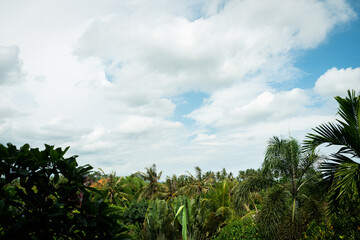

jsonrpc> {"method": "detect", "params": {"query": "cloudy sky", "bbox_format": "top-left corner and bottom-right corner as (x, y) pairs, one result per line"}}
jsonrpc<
(1, 0), (360, 177)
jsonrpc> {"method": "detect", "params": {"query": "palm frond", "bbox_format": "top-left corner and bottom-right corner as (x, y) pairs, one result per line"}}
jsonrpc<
(304, 90), (360, 214)
(256, 186), (289, 240)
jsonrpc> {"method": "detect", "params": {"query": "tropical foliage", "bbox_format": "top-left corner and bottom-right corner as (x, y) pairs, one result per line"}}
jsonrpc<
(257, 137), (324, 240)
(1, 90), (359, 239)
(304, 89), (360, 238)
(213, 215), (261, 240)
(0, 143), (127, 239)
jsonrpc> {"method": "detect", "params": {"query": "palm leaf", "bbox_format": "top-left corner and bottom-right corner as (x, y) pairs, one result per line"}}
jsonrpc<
(304, 90), (360, 213)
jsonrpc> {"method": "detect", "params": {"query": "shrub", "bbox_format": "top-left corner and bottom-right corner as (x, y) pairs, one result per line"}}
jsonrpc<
(214, 215), (261, 240)
(123, 200), (148, 225)
(303, 221), (334, 239)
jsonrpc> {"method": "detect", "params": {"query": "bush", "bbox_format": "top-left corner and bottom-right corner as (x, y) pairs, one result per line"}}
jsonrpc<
(303, 196), (360, 240)
(303, 221), (334, 239)
(214, 215), (261, 240)
(0, 143), (127, 239)
(123, 200), (148, 225)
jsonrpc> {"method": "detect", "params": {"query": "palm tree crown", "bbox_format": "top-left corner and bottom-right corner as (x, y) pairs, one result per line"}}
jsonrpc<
(304, 90), (360, 211)
(258, 136), (321, 240)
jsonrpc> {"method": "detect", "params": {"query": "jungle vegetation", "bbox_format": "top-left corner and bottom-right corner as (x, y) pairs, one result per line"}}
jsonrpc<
(1, 90), (359, 239)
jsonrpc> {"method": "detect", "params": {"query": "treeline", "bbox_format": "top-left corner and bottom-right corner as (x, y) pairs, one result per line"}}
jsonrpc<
(1, 90), (359, 239)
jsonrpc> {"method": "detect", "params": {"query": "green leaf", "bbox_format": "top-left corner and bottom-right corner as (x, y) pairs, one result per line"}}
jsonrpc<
(174, 205), (185, 221)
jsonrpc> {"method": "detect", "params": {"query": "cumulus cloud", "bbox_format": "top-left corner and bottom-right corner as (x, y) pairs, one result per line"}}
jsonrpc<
(188, 87), (309, 128)
(314, 67), (360, 97)
(74, 0), (354, 97)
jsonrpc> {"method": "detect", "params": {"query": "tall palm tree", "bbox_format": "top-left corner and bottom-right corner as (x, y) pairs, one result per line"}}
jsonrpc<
(104, 173), (133, 206)
(259, 136), (322, 240)
(304, 90), (360, 212)
(183, 166), (214, 196)
(91, 169), (133, 206)
(162, 175), (179, 200)
(209, 179), (234, 221)
(264, 137), (319, 207)
(136, 164), (163, 200)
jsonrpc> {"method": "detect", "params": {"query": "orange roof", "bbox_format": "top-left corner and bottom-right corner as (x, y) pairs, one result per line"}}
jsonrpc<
(90, 178), (109, 188)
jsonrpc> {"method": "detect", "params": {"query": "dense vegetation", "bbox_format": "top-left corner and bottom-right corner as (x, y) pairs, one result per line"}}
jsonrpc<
(1, 90), (359, 239)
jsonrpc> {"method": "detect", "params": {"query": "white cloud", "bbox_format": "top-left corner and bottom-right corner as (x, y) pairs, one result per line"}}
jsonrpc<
(74, 0), (355, 97)
(188, 87), (309, 128)
(193, 133), (216, 142)
(0, 0), (356, 177)
(115, 116), (182, 136)
(314, 67), (360, 97)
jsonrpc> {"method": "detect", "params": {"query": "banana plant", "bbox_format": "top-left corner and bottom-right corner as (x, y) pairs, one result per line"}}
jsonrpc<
(173, 195), (202, 240)
(145, 198), (177, 240)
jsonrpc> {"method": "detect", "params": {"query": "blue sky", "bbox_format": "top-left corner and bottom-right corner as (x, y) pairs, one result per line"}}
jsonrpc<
(174, 0), (360, 136)
(295, 0), (360, 89)
(1, 0), (360, 177)
(172, 91), (210, 125)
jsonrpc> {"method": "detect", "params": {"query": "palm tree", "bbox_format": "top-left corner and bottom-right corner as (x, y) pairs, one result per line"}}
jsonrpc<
(136, 164), (163, 200)
(264, 137), (319, 203)
(91, 169), (133, 206)
(162, 175), (179, 200)
(304, 90), (360, 212)
(258, 136), (323, 240)
(234, 170), (273, 213)
(211, 179), (235, 221)
(105, 174), (133, 206)
(183, 166), (214, 196)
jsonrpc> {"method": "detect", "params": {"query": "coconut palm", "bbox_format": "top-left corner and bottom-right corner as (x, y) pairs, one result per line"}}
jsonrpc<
(182, 166), (214, 196)
(136, 164), (163, 200)
(93, 170), (134, 206)
(211, 179), (235, 221)
(161, 175), (179, 200)
(237, 168), (262, 181)
(304, 90), (360, 212)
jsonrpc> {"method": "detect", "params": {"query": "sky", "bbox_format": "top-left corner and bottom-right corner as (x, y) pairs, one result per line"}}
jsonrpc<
(1, 0), (360, 177)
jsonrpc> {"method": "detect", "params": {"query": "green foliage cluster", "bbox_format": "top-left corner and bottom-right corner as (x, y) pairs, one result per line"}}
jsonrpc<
(0, 143), (127, 239)
(324, 196), (360, 239)
(213, 215), (260, 240)
(303, 221), (335, 239)
(123, 200), (148, 225)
